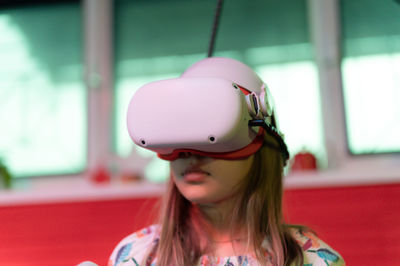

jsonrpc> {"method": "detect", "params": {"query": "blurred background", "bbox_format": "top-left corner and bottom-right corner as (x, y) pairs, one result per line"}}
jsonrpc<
(0, 0), (399, 265)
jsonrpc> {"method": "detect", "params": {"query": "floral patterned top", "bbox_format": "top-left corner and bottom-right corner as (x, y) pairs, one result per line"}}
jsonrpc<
(108, 225), (345, 266)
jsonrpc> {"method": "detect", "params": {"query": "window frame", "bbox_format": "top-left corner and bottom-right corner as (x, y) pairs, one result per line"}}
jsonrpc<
(301, 0), (400, 185)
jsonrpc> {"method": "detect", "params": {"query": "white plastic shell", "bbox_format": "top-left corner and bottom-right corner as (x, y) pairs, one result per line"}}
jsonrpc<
(127, 77), (257, 154)
(182, 57), (264, 93)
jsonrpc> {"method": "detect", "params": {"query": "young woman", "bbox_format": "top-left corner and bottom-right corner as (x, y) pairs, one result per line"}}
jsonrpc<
(109, 58), (345, 266)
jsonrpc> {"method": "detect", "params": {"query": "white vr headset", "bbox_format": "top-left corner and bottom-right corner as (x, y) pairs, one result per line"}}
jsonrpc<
(126, 57), (289, 162)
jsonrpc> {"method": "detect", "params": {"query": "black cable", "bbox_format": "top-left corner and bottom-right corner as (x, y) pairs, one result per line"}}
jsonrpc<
(207, 0), (224, 57)
(249, 119), (290, 163)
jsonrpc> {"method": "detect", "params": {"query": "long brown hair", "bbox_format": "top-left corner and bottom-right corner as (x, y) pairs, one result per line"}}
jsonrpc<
(154, 132), (304, 265)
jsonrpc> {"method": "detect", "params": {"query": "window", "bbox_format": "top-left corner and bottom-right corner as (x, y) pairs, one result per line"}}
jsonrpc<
(0, 2), (86, 177)
(341, 0), (400, 155)
(1, 0), (397, 189)
(255, 61), (322, 163)
(114, 0), (323, 182)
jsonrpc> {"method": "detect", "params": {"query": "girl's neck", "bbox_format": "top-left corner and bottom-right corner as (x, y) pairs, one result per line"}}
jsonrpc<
(190, 203), (253, 257)
(191, 200), (247, 243)
(194, 200), (235, 232)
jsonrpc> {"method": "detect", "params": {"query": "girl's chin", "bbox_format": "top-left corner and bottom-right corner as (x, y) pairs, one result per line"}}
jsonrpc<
(183, 193), (228, 205)
(182, 193), (217, 205)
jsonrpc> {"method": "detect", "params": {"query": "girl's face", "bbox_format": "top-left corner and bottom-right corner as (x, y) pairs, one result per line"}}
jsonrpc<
(170, 154), (254, 205)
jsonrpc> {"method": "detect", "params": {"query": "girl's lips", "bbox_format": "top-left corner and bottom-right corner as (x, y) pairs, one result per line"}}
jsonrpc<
(182, 168), (210, 183)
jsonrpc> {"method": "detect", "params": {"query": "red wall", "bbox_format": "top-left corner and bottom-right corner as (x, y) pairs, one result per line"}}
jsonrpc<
(284, 183), (400, 265)
(0, 183), (399, 266)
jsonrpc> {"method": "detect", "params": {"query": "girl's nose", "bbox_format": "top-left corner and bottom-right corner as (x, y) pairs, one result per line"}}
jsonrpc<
(178, 152), (192, 159)
(178, 152), (208, 161)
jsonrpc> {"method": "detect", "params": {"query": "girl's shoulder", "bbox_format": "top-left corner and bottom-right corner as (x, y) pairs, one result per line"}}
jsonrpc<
(108, 224), (160, 266)
(289, 227), (345, 265)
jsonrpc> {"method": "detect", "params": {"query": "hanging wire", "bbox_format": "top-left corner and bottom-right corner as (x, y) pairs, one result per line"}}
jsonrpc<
(207, 0), (224, 57)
